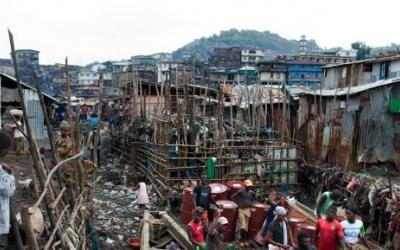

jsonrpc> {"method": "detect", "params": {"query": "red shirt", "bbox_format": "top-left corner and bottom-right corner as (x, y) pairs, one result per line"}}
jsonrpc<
(316, 219), (344, 250)
(188, 220), (205, 243)
(81, 106), (89, 114)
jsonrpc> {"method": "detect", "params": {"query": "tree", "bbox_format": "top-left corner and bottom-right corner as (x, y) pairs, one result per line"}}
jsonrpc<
(351, 41), (372, 60)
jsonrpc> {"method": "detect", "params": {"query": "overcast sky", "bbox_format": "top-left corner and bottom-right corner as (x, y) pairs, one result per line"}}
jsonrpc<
(0, 0), (398, 65)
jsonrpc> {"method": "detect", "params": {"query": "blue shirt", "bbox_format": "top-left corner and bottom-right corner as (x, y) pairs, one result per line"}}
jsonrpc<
(88, 117), (97, 128)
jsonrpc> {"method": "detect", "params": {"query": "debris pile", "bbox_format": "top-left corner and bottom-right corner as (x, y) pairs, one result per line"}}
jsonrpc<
(298, 164), (400, 248)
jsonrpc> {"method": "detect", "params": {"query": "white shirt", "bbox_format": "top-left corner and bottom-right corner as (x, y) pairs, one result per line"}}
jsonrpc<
(341, 219), (365, 244)
(13, 121), (24, 138)
(0, 165), (15, 234)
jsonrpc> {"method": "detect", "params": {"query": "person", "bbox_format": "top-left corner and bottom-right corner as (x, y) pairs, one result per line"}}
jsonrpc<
(55, 121), (74, 187)
(293, 231), (317, 250)
(262, 190), (291, 238)
(187, 207), (206, 250)
(88, 112), (98, 129)
(12, 114), (24, 156)
(341, 208), (371, 250)
(316, 189), (342, 218)
(315, 206), (345, 250)
(231, 179), (257, 247)
(192, 175), (216, 226)
(136, 177), (149, 210)
(206, 216), (229, 250)
(0, 132), (16, 249)
(266, 206), (294, 250)
(80, 104), (89, 123)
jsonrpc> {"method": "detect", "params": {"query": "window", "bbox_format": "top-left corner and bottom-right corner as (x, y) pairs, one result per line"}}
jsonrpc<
(301, 74), (305, 79)
(363, 63), (372, 72)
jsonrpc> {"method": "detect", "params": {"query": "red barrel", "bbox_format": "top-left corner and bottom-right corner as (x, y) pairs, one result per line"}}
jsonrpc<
(226, 180), (243, 200)
(297, 223), (317, 245)
(288, 217), (305, 243)
(209, 183), (228, 201)
(216, 200), (238, 242)
(180, 187), (194, 224)
(248, 203), (270, 240)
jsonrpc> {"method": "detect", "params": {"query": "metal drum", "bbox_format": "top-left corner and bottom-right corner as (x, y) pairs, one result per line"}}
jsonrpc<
(180, 187), (194, 224)
(248, 203), (270, 240)
(209, 183), (228, 201)
(226, 180), (243, 200)
(215, 200), (238, 242)
(288, 217), (305, 243)
(297, 223), (317, 245)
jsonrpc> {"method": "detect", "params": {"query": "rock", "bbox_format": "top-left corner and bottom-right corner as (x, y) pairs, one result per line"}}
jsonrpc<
(118, 235), (124, 241)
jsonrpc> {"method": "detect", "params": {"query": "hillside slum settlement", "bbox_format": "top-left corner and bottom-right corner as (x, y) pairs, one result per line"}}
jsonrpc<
(1, 38), (400, 250)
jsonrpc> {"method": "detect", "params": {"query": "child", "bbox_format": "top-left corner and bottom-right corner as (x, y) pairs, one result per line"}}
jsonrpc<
(0, 132), (16, 248)
(136, 177), (149, 210)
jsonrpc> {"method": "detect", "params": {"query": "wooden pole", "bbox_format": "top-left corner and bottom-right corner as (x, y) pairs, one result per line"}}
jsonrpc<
(8, 29), (59, 229)
(10, 203), (24, 250)
(32, 73), (57, 164)
(21, 207), (40, 250)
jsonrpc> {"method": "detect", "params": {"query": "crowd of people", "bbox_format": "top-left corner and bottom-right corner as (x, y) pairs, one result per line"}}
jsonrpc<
(183, 176), (372, 250)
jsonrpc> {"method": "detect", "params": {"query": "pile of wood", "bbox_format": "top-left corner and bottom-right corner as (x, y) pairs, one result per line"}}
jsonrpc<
(140, 211), (192, 250)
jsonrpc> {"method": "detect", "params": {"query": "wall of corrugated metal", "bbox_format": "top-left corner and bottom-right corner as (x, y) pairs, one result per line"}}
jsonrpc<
(356, 86), (395, 163)
(23, 89), (50, 149)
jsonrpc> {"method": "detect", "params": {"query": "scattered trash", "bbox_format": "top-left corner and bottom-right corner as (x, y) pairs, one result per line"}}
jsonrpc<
(93, 158), (160, 249)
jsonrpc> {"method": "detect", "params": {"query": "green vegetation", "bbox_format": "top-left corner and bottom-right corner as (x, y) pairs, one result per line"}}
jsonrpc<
(172, 29), (320, 61)
(351, 41), (372, 60)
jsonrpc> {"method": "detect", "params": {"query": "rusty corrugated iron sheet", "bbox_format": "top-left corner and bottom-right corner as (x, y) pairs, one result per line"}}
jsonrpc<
(302, 83), (400, 169)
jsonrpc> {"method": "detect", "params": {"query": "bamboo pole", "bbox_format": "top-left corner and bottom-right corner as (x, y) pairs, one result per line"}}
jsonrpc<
(43, 205), (70, 250)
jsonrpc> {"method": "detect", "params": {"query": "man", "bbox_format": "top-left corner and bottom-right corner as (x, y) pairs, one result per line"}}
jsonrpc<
(12, 114), (24, 156)
(231, 179), (257, 247)
(262, 190), (291, 237)
(192, 175), (216, 226)
(316, 189), (342, 218)
(315, 206), (345, 250)
(0, 132), (16, 249)
(340, 208), (370, 250)
(187, 207), (206, 249)
(80, 104), (89, 123)
(55, 121), (74, 187)
(266, 206), (294, 250)
(206, 216), (229, 250)
(293, 231), (317, 250)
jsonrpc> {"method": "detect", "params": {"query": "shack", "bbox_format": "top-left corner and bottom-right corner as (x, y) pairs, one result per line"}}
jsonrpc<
(0, 72), (58, 149)
(298, 77), (400, 170)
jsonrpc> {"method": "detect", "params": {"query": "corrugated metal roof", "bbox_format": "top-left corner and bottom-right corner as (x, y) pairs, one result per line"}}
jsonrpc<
(300, 77), (400, 97)
(323, 55), (400, 69)
(221, 84), (286, 107)
(0, 72), (58, 102)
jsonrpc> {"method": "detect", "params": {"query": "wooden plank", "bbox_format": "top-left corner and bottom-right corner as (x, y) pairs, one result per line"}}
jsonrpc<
(140, 210), (151, 250)
(159, 212), (192, 250)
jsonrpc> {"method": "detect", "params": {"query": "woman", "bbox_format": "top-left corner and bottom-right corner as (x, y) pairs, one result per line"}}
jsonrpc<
(266, 206), (294, 250)
(136, 177), (149, 210)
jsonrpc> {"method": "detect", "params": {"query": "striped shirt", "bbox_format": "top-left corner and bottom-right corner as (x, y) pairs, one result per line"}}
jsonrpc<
(0, 166), (15, 234)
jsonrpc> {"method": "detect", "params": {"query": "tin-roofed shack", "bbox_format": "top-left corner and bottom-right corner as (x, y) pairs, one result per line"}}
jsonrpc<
(298, 77), (400, 171)
(0, 72), (58, 149)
